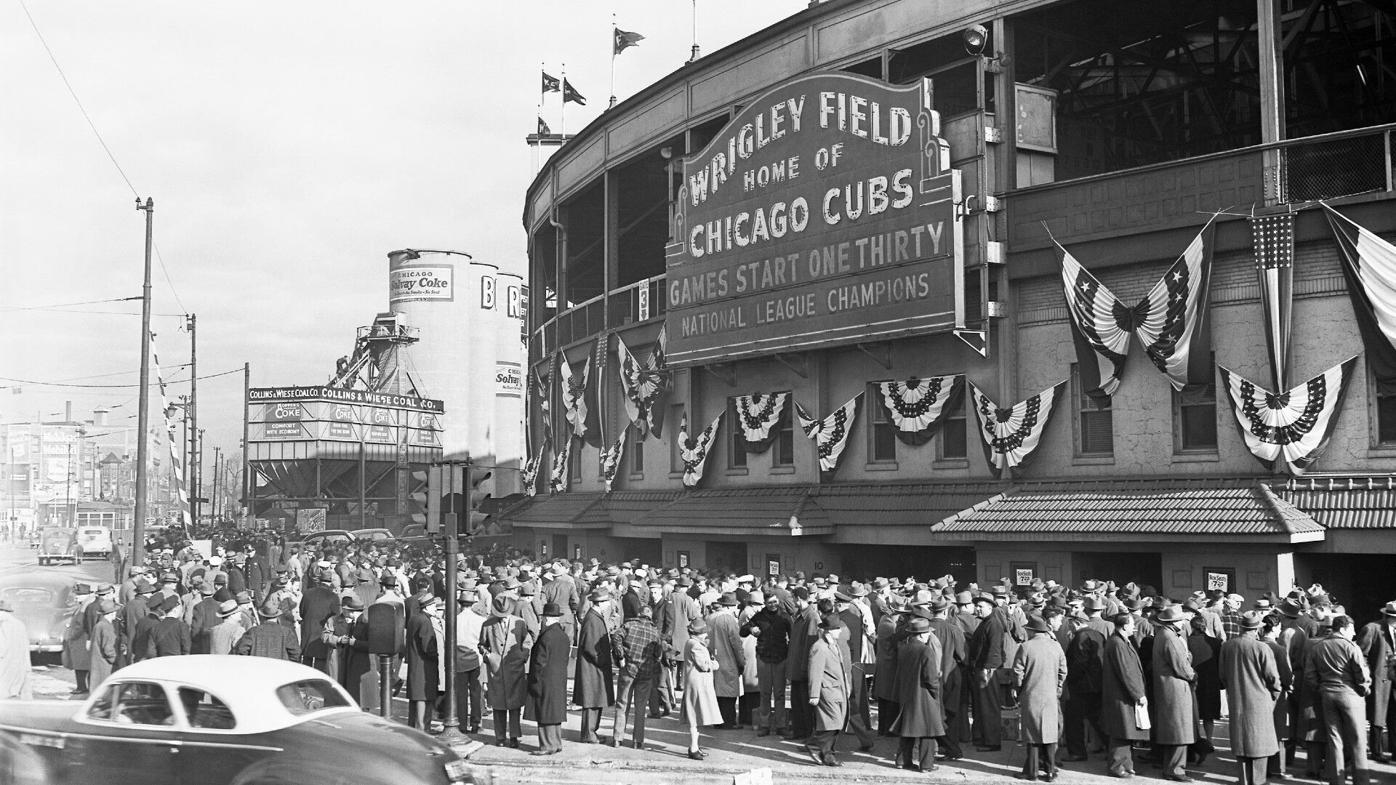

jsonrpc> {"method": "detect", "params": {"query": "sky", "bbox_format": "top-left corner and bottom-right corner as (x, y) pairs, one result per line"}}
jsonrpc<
(0, 1), (803, 465)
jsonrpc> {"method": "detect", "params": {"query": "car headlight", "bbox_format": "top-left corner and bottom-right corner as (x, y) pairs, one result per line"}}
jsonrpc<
(443, 759), (485, 784)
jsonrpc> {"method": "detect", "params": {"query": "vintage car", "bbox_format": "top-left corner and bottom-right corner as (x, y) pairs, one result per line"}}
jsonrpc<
(74, 526), (113, 559)
(352, 527), (396, 543)
(36, 527), (79, 566)
(0, 656), (485, 785)
(299, 529), (355, 550)
(0, 570), (75, 653)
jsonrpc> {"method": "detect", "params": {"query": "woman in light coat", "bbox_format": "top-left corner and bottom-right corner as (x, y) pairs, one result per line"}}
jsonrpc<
(682, 621), (722, 760)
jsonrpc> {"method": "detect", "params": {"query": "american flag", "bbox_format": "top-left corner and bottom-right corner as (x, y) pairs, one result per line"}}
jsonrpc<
(1251, 212), (1294, 390)
(1252, 213), (1295, 271)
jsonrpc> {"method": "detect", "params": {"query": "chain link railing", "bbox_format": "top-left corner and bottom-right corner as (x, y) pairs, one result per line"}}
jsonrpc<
(1280, 125), (1394, 202)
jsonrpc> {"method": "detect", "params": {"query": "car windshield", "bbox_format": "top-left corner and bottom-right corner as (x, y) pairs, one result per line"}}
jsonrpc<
(1, 587), (55, 605)
(274, 679), (351, 715)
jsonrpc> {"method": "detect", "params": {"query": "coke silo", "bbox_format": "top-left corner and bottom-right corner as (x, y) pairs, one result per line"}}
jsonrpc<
(493, 271), (526, 495)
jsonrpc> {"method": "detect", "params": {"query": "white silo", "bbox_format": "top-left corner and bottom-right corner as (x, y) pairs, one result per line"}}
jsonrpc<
(493, 271), (526, 495)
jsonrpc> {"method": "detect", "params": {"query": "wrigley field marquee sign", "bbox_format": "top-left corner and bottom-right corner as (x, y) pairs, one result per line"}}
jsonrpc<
(665, 72), (964, 366)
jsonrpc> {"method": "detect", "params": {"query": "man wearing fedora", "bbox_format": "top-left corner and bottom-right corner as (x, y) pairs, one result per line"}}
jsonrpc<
(528, 602), (570, 755)
(88, 596), (119, 690)
(1356, 600), (1396, 762)
(209, 598), (244, 655)
(1220, 610), (1282, 785)
(708, 591), (746, 729)
(1013, 614), (1067, 782)
(1064, 596), (1110, 762)
(968, 591), (1011, 751)
(1151, 604), (1197, 782)
(299, 569), (342, 674)
(481, 594), (529, 748)
(805, 614), (853, 767)
(235, 600), (301, 661)
(1102, 611), (1149, 778)
(891, 615), (944, 772)
(575, 586), (615, 743)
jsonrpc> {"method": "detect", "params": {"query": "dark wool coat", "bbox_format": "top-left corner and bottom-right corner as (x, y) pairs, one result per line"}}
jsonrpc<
(891, 635), (945, 738)
(1151, 624), (1197, 745)
(573, 609), (614, 707)
(1358, 621), (1396, 726)
(404, 611), (439, 700)
(299, 585), (341, 659)
(787, 605), (820, 682)
(1219, 633), (1282, 758)
(528, 623), (570, 725)
(1102, 631), (1150, 741)
(189, 597), (222, 655)
(1014, 633), (1067, 744)
(1265, 638), (1294, 739)
(874, 612), (903, 702)
(927, 617), (965, 717)
(337, 616), (373, 701)
(89, 616), (117, 688)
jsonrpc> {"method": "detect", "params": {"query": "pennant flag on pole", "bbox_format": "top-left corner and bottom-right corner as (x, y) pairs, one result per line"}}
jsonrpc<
(563, 78), (587, 105)
(876, 375), (962, 446)
(542, 71), (560, 94)
(969, 381), (1067, 479)
(794, 394), (861, 476)
(1324, 204), (1396, 395)
(678, 410), (723, 488)
(521, 434), (547, 497)
(537, 117), (551, 135)
(1251, 211), (1295, 390)
(587, 332), (607, 447)
(558, 351), (590, 442)
(1218, 356), (1357, 475)
(150, 333), (191, 527)
(599, 425), (628, 493)
(1056, 220), (1215, 400)
(734, 392), (788, 452)
(614, 28), (644, 55)
(549, 437), (573, 494)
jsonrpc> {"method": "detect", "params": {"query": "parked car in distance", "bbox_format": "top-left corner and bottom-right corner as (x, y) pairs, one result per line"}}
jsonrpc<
(0, 656), (485, 785)
(36, 527), (79, 566)
(299, 529), (355, 550)
(75, 526), (113, 559)
(0, 570), (76, 653)
(351, 528), (395, 543)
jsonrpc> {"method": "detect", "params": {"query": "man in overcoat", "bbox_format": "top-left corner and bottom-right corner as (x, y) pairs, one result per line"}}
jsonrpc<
(299, 570), (341, 674)
(1356, 601), (1396, 762)
(788, 588), (821, 740)
(88, 597), (119, 690)
(481, 594), (530, 748)
(926, 595), (966, 759)
(1013, 614), (1067, 781)
(968, 591), (1010, 751)
(1152, 604), (1198, 782)
(1102, 612), (1149, 778)
(1219, 610), (1282, 785)
(1064, 600), (1109, 762)
(805, 614), (852, 767)
(707, 592), (745, 728)
(574, 587), (615, 743)
(891, 616), (944, 772)
(404, 593), (442, 731)
(528, 602), (569, 755)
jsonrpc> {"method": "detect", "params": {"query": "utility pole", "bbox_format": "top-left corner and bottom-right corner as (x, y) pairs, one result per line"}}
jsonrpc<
(198, 429), (206, 526)
(242, 362), (250, 525)
(212, 446), (222, 522)
(65, 443), (74, 526)
(187, 314), (198, 528)
(438, 459), (469, 743)
(133, 197), (154, 568)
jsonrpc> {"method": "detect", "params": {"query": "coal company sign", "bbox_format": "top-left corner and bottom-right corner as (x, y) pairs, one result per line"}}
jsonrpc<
(248, 386), (444, 413)
(665, 72), (964, 366)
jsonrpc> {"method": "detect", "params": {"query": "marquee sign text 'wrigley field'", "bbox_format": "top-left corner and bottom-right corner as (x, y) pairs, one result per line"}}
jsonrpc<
(665, 72), (964, 366)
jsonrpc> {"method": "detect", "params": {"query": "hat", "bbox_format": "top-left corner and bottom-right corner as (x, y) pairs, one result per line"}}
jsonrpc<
(257, 602), (282, 619)
(819, 614), (846, 631)
(833, 591), (852, 603)
(955, 591), (974, 605)
(688, 620), (709, 636)
(872, 578), (889, 590)
(929, 596), (950, 613)
(1025, 615), (1051, 634)
(235, 591), (253, 605)
(74, 582), (93, 595)
(208, 555), (223, 567)
(1083, 596), (1106, 613)
(905, 617), (932, 634)
(135, 577), (156, 595)
(747, 591), (765, 605)
(847, 582), (866, 597)
(1382, 601), (1396, 618)
(95, 584), (115, 596)
(973, 592), (996, 606)
(491, 594), (515, 617)
(1122, 597), (1143, 612)
(676, 576), (692, 587)
(160, 572), (179, 583)
(217, 599), (239, 618)
(199, 582), (216, 596)
(418, 594), (439, 609)
(97, 597), (118, 614)
(158, 594), (181, 613)
(339, 595), (364, 611)
(589, 587), (613, 603)
(541, 602), (564, 617)
(1081, 579), (1101, 592)
(1155, 605), (1187, 623)
(379, 573), (398, 587)
(1240, 610), (1266, 630)
(718, 592), (738, 607)
(992, 585), (1010, 597)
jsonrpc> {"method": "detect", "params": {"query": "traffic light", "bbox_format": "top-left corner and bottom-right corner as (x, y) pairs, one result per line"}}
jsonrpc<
(465, 469), (493, 536)
(407, 470), (428, 526)
(425, 462), (470, 535)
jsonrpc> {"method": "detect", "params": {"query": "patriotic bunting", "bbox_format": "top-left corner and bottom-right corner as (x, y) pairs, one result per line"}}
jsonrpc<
(1057, 220), (1215, 399)
(616, 332), (670, 437)
(678, 410), (723, 488)
(549, 437), (573, 494)
(599, 425), (628, 493)
(589, 333), (607, 447)
(558, 351), (590, 442)
(794, 394), (861, 476)
(1218, 357), (1358, 475)
(150, 333), (191, 527)
(877, 375), (962, 446)
(521, 437), (546, 497)
(1252, 212), (1295, 390)
(1324, 205), (1396, 395)
(734, 392), (788, 452)
(969, 381), (1068, 478)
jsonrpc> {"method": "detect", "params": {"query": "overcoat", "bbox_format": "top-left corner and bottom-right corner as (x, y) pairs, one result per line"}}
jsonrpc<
(62, 596), (93, 671)
(682, 636), (723, 726)
(527, 623), (570, 725)
(481, 614), (530, 710)
(873, 612), (902, 702)
(890, 634), (945, 738)
(299, 585), (341, 659)
(573, 608), (614, 707)
(1264, 637), (1293, 738)
(404, 610), (439, 701)
(1218, 633), (1282, 758)
(340, 615), (372, 700)
(1102, 631), (1150, 741)
(1150, 624), (1197, 745)
(88, 616), (117, 688)
(707, 610), (745, 698)
(1013, 633), (1067, 744)
(1358, 621), (1396, 725)
(808, 635), (852, 732)
(927, 616), (965, 717)
(666, 591), (699, 658)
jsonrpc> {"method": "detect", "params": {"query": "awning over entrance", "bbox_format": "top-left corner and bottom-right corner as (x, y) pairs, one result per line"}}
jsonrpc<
(639, 486), (833, 537)
(930, 478), (1325, 544)
(500, 492), (606, 530)
(1278, 474), (1396, 529)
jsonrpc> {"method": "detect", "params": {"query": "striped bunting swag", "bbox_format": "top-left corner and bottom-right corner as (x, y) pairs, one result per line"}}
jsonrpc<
(678, 410), (723, 488)
(1324, 204), (1396, 395)
(794, 394), (861, 476)
(549, 437), (573, 494)
(734, 392), (788, 452)
(521, 434), (547, 497)
(150, 332), (191, 526)
(599, 425), (628, 493)
(969, 381), (1067, 479)
(1218, 357), (1358, 475)
(876, 375), (962, 446)
(558, 351), (590, 442)
(616, 332), (669, 437)
(1056, 219), (1215, 400)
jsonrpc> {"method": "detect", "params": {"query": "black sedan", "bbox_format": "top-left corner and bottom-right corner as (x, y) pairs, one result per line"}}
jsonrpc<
(0, 655), (486, 785)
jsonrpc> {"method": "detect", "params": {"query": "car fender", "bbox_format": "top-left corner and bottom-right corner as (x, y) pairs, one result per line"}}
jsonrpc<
(227, 756), (410, 785)
(0, 729), (58, 785)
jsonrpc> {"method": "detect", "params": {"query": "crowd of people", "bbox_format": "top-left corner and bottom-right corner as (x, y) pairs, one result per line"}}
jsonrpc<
(22, 526), (1396, 785)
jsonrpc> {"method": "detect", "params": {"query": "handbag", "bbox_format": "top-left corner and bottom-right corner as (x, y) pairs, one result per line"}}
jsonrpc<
(1134, 698), (1152, 731)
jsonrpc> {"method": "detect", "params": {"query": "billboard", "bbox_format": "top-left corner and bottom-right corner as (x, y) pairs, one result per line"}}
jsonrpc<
(665, 72), (964, 367)
(246, 387), (444, 445)
(389, 265), (454, 304)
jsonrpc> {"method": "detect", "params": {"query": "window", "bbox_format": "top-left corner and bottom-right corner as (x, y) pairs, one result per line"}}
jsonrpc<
(178, 687), (236, 730)
(773, 403), (795, 467)
(89, 682), (174, 726)
(1072, 364), (1113, 456)
(1174, 380), (1218, 452)
(728, 399), (748, 468)
(669, 403), (686, 473)
(869, 384), (897, 462)
(275, 679), (351, 716)
(630, 426), (645, 477)
(568, 440), (581, 482)
(938, 396), (968, 460)
(1378, 386), (1396, 445)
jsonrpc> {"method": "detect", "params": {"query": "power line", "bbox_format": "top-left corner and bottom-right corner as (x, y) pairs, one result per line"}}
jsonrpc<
(0, 297), (140, 312)
(0, 367), (241, 389)
(17, 0), (138, 198)
(0, 307), (186, 317)
(153, 244), (187, 313)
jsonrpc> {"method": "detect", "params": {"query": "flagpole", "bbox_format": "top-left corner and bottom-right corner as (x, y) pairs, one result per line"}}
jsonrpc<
(610, 16), (617, 109)
(560, 62), (567, 135)
(689, 0), (700, 62)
